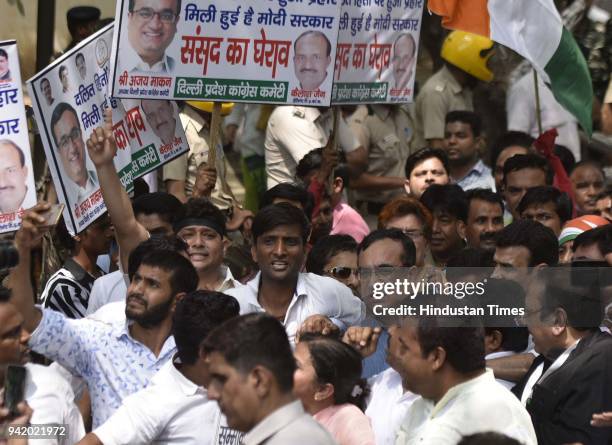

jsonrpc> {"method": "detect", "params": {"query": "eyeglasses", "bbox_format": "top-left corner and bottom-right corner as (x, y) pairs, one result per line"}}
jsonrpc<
(132, 7), (177, 23)
(326, 266), (358, 280)
(400, 229), (424, 240)
(58, 127), (82, 152)
(514, 307), (545, 327)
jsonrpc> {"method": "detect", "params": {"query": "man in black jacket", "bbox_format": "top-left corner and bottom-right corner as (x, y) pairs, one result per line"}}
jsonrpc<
(524, 267), (612, 445)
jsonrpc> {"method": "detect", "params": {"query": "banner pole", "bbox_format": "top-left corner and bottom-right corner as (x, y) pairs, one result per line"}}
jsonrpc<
(533, 69), (544, 136)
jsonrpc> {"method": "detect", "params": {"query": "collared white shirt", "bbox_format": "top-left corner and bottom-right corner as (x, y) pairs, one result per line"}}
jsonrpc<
(454, 159), (496, 192)
(122, 43), (175, 73)
(265, 106), (361, 188)
(25, 363), (86, 445)
(64, 170), (98, 207)
(29, 307), (176, 428)
(225, 272), (365, 344)
(395, 370), (537, 445)
(86, 270), (127, 316)
(88, 267), (239, 325)
(365, 368), (418, 445)
(485, 351), (518, 391)
(93, 358), (243, 445)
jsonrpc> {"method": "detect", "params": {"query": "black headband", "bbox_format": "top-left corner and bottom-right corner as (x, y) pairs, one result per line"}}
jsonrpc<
(173, 218), (226, 237)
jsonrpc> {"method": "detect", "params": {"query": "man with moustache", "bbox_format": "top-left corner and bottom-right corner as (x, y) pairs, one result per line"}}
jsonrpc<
(465, 188), (504, 251)
(125, 0), (181, 72)
(293, 30), (332, 91)
(420, 184), (467, 266)
(141, 99), (177, 146)
(225, 203), (364, 345)
(0, 140), (29, 214)
(0, 287), (86, 445)
(7, 205), (198, 427)
(392, 33), (417, 92)
(443, 111), (494, 191)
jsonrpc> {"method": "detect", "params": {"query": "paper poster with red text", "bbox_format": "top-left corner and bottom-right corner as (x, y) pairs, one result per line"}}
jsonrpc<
(110, 0), (342, 106)
(0, 40), (36, 233)
(332, 0), (424, 104)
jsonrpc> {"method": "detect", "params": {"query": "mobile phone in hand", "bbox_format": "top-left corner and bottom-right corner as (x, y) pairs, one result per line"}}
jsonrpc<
(3, 365), (26, 417)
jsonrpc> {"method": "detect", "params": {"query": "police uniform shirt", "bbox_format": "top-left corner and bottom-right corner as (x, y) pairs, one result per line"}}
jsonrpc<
(354, 104), (415, 204)
(414, 65), (474, 146)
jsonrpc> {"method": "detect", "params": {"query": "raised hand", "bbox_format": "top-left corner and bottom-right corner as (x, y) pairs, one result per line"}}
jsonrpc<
(342, 326), (382, 358)
(86, 108), (117, 167)
(14, 202), (52, 251)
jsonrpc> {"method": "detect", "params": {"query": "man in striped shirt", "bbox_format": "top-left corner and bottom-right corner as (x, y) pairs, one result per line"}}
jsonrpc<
(41, 213), (113, 318)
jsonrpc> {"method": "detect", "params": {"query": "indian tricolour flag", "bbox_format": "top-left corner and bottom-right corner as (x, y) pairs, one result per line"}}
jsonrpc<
(428, 0), (593, 135)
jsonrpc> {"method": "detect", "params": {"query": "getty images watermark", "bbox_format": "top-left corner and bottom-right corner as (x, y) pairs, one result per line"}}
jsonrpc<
(358, 267), (611, 328)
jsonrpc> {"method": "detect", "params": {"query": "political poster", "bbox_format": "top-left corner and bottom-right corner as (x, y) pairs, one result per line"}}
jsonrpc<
(109, 0), (342, 106)
(332, 0), (424, 104)
(27, 24), (131, 235)
(111, 98), (189, 191)
(0, 41), (37, 233)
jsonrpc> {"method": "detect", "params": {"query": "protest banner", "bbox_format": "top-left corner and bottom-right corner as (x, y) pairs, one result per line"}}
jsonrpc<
(332, 0), (424, 104)
(27, 24), (132, 235)
(109, 0), (342, 106)
(112, 97), (189, 191)
(0, 41), (37, 233)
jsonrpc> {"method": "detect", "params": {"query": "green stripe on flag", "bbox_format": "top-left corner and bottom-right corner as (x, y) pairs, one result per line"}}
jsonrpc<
(544, 27), (593, 135)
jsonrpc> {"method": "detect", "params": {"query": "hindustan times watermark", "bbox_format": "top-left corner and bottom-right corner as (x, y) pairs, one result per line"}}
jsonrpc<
(358, 267), (611, 328)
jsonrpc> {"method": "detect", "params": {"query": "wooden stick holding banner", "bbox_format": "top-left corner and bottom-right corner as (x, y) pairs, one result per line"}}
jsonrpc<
(206, 102), (240, 209)
(533, 69), (544, 136)
(324, 107), (341, 191)
(208, 102), (222, 167)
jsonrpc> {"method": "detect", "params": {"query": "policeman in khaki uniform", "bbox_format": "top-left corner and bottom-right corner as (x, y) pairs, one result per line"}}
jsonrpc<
(163, 101), (235, 210)
(351, 104), (416, 224)
(413, 31), (495, 150)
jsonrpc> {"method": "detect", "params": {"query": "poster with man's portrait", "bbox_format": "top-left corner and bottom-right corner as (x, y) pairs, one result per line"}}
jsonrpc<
(332, 1), (424, 104)
(0, 40), (36, 233)
(110, 97), (188, 189)
(110, 0), (342, 106)
(27, 24), (132, 235)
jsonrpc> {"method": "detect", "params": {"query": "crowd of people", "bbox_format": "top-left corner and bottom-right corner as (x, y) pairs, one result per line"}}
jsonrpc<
(1, 1), (612, 444)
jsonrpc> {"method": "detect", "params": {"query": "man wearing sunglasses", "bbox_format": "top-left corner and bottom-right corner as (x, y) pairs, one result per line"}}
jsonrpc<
(126, 0), (181, 73)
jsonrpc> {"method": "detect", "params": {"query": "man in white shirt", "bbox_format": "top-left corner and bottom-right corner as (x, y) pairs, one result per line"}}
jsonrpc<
(264, 106), (367, 189)
(86, 192), (182, 315)
(366, 367), (418, 445)
(0, 289), (85, 445)
(225, 203), (364, 344)
(391, 320), (537, 445)
(77, 290), (243, 445)
(124, 0), (180, 73)
(7, 211), (199, 427)
(203, 313), (337, 444)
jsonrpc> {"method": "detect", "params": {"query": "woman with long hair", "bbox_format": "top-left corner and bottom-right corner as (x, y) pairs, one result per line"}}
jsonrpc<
(293, 333), (375, 445)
